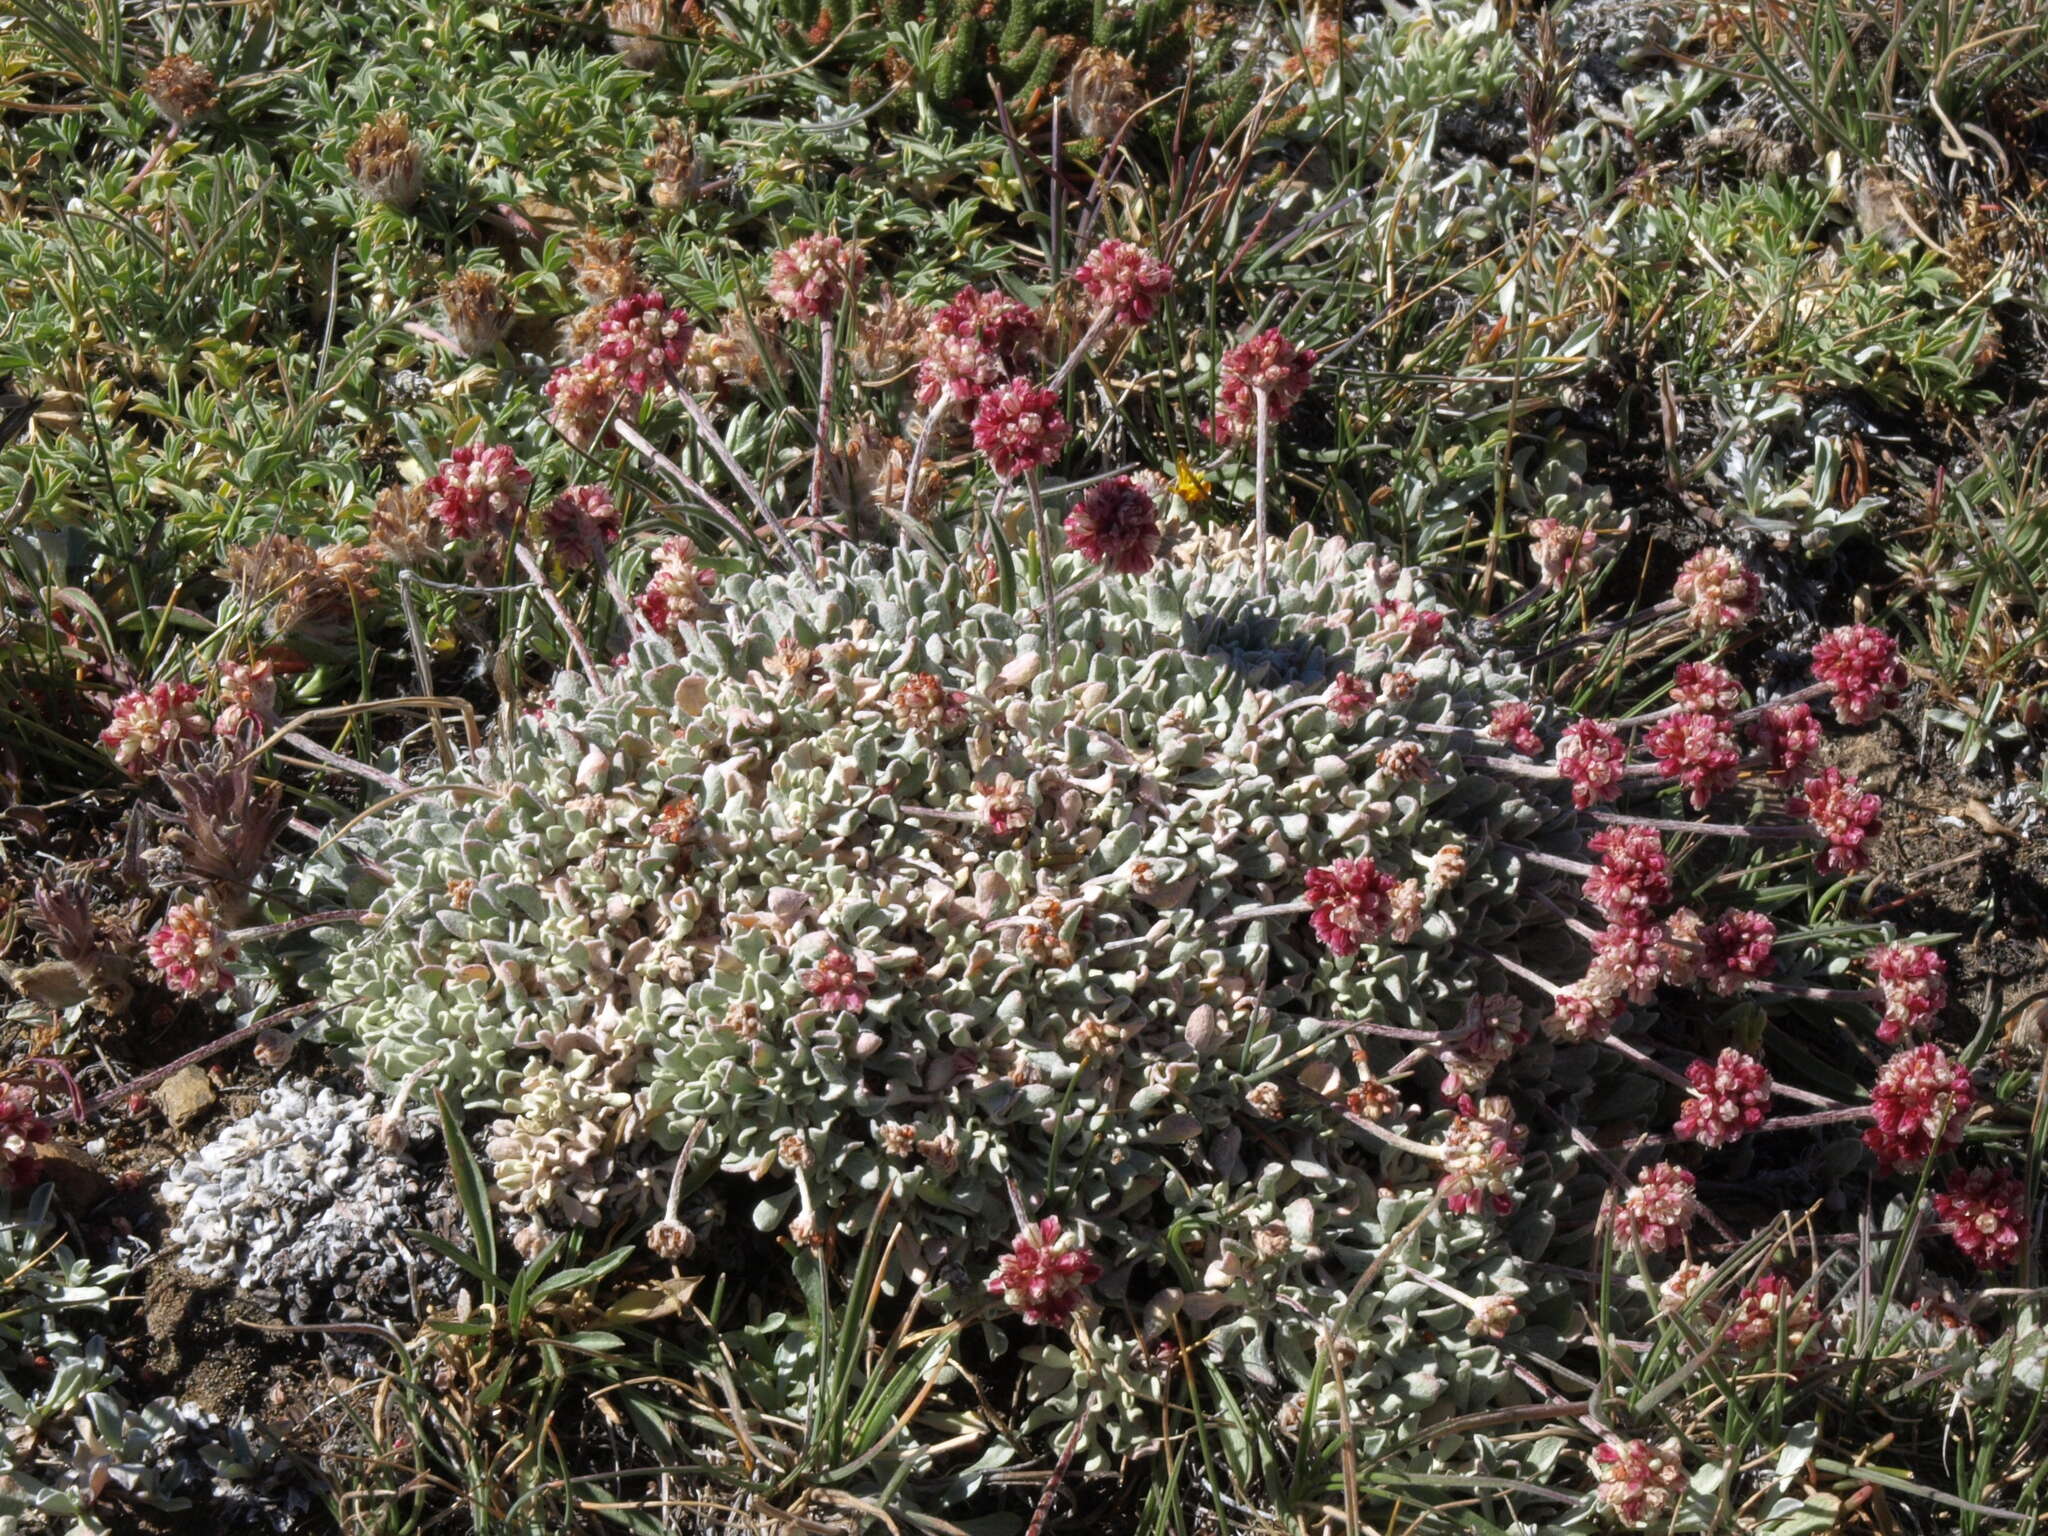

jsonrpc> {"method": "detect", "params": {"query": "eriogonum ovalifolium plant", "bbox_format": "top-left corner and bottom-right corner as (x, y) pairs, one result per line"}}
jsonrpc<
(292, 502), (1992, 1483)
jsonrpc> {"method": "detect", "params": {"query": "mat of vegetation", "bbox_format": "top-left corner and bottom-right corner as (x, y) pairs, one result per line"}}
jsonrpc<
(2, 0), (2045, 1531)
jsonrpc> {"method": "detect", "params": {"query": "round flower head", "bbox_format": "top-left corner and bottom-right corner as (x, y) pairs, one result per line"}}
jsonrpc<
(1748, 701), (1821, 783)
(148, 896), (238, 997)
(1727, 1271), (1820, 1357)
(1589, 919), (1666, 1004)
(971, 378), (1068, 479)
(1790, 767), (1882, 874)
(1206, 328), (1317, 445)
(1437, 1094), (1526, 1217)
(1327, 671), (1375, 724)
(421, 443), (532, 540)
(1609, 1163), (1699, 1254)
(1811, 624), (1903, 725)
(1932, 1167), (2028, 1269)
(1487, 700), (1543, 755)
(915, 331), (1006, 413)
(1, 1085), (53, 1191)
(542, 485), (622, 571)
(545, 356), (624, 449)
(1698, 910), (1776, 995)
(636, 535), (717, 637)
(1555, 719), (1627, 809)
(1670, 660), (1741, 716)
(596, 291), (694, 396)
(1527, 517), (1600, 587)
(929, 285), (1042, 369)
(345, 111), (425, 210)
(1063, 475), (1160, 574)
(1605, 1171), (1703, 1253)
(1866, 942), (1947, 1043)
(767, 232), (866, 322)
(1590, 1438), (1685, 1529)
(1073, 238), (1173, 326)
(986, 1216), (1101, 1326)
(1644, 711), (1741, 810)
(800, 946), (869, 1014)
(1583, 826), (1670, 926)
(143, 54), (218, 130)
(1672, 547), (1758, 636)
(101, 681), (211, 776)
(1865, 1042), (1971, 1172)
(1303, 855), (1397, 957)
(1674, 1048), (1771, 1148)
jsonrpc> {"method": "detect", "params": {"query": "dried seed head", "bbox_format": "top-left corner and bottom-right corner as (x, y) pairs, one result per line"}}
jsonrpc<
(647, 120), (701, 208)
(1064, 47), (1142, 140)
(438, 269), (516, 357)
(606, 0), (671, 69)
(143, 55), (218, 130)
(345, 112), (425, 210)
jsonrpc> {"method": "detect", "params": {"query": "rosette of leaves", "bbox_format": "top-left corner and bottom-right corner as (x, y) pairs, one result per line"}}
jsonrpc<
(309, 524), (1592, 1475)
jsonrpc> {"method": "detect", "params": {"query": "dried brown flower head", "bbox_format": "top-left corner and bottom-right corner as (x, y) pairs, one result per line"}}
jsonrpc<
(851, 286), (925, 381)
(345, 111), (425, 210)
(1063, 48), (1141, 141)
(606, 0), (671, 70)
(143, 55), (218, 130)
(222, 533), (380, 640)
(647, 120), (702, 208)
(438, 269), (516, 357)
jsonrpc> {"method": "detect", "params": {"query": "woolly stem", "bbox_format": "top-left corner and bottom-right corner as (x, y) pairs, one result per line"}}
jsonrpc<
(1023, 472), (1059, 656)
(1252, 387), (1272, 599)
(1582, 808), (1817, 841)
(897, 408), (941, 539)
(808, 319), (835, 551)
(78, 998), (337, 1121)
(229, 909), (379, 943)
(671, 389), (813, 583)
(606, 418), (754, 552)
(1047, 309), (1116, 391)
(513, 543), (604, 691)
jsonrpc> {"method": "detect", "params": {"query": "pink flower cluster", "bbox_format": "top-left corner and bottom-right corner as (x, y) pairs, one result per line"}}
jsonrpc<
(1555, 719), (1626, 809)
(1811, 624), (1902, 725)
(1933, 1167), (2028, 1269)
(1371, 599), (1444, 653)
(1644, 711), (1740, 809)
(766, 232), (866, 322)
(1672, 547), (1757, 635)
(1727, 1271), (1820, 1356)
(1864, 1043), (1971, 1172)
(1073, 239), (1172, 326)
(1591, 1438), (1685, 1529)
(1328, 671), (1375, 724)
(971, 378), (1068, 479)
(801, 945), (869, 1014)
(1674, 1048), (1771, 1148)
(986, 1216), (1102, 1326)
(1, 1084), (52, 1191)
(1790, 767), (1882, 874)
(1063, 475), (1160, 573)
(915, 286), (1041, 412)
(147, 896), (237, 997)
(1206, 328), (1317, 445)
(595, 291), (695, 395)
(1528, 517), (1600, 587)
(545, 290), (695, 447)
(1698, 910), (1777, 995)
(1866, 943), (1947, 1043)
(1304, 855), (1397, 957)
(1583, 826), (1669, 925)
(1748, 701), (1820, 783)
(636, 535), (717, 637)
(543, 485), (621, 570)
(100, 681), (211, 776)
(1487, 700), (1542, 755)
(1609, 1163), (1698, 1254)
(1438, 1094), (1526, 1217)
(422, 443), (532, 540)
(1670, 660), (1740, 715)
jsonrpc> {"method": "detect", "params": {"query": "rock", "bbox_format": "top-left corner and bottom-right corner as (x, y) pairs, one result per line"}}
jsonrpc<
(33, 1141), (112, 1211)
(154, 1066), (217, 1130)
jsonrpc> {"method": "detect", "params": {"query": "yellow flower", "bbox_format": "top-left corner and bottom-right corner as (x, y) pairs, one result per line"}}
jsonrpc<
(1173, 457), (1212, 506)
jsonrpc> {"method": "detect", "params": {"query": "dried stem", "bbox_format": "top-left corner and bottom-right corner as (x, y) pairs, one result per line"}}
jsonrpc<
(1252, 387), (1272, 598)
(1023, 472), (1060, 656)
(808, 320), (835, 551)
(513, 543), (604, 691)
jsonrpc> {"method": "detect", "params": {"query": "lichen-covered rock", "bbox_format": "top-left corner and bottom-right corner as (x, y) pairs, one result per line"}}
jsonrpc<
(160, 1077), (457, 1324)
